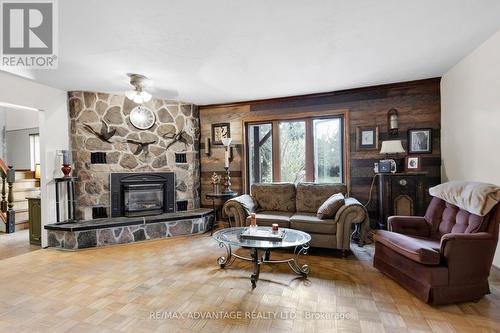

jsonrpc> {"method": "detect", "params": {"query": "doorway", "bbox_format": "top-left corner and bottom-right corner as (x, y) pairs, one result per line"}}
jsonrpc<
(0, 104), (42, 259)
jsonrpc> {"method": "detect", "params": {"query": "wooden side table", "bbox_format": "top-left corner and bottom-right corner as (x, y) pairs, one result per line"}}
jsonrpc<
(377, 172), (428, 229)
(27, 195), (41, 246)
(205, 192), (238, 235)
(54, 177), (77, 223)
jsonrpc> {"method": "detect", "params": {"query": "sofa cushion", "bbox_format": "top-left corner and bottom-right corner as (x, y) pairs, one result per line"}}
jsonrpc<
(245, 211), (293, 228)
(290, 213), (336, 234)
(317, 193), (345, 219)
(295, 182), (347, 213)
(374, 230), (441, 265)
(251, 183), (296, 212)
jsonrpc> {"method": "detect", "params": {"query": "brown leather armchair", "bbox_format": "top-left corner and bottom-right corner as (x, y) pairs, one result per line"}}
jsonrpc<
(373, 197), (500, 305)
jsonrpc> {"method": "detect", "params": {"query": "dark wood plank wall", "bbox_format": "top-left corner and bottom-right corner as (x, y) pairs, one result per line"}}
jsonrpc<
(199, 78), (441, 221)
(199, 105), (249, 207)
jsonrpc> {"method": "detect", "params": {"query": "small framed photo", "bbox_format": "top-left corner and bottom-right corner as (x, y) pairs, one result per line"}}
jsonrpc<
(405, 156), (421, 172)
(408, 128), (432, 154)
(356, 126), (379, 150)
(211, 123), (230, 145)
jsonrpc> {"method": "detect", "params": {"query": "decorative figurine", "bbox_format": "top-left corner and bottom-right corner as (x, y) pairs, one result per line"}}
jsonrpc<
(211, 172), (222, 194)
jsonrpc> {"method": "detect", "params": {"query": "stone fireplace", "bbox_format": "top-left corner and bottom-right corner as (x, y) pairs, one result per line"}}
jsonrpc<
(68, 91), (200, 220)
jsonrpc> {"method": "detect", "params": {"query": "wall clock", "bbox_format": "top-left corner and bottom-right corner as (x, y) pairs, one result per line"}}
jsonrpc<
(211, 123), (230, 145)
(130, 105), (156, 130)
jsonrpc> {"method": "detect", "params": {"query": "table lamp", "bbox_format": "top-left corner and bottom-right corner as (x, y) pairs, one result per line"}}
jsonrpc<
(379, 140), (405, 173)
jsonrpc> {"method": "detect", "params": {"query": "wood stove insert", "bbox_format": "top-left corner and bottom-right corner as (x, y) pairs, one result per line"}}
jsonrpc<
(110, 172), (175, 217)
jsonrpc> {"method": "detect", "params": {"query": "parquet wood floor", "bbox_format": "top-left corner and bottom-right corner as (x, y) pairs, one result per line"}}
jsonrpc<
(0, 229), (40, 260)
(0, 232), (498, 333)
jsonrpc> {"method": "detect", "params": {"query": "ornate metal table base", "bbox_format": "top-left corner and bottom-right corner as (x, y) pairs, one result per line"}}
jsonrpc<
(217, 242), (310, 288)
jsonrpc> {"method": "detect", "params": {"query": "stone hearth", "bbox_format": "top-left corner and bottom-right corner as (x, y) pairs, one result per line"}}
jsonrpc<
(68, 91), (201, 220)
(45, 208), (213, 250)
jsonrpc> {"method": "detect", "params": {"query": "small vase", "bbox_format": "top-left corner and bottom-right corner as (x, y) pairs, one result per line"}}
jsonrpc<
(213, 183), (220, 194)
(61, 164), (72, 177)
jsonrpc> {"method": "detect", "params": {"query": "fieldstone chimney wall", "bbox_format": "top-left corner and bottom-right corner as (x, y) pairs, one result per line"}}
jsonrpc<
(68, 91), (200, 220)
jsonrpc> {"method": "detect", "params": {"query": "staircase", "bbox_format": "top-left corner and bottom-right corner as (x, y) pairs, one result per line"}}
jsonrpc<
(0, 161), (40, 233)
(0, 160), (15, 233)
(12, 170), (40, 230)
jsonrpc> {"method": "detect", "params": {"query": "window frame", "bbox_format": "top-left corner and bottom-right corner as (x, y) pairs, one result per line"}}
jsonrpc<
(29, 133), (40, 171)
(242, 109), (350, 194)
(247, 122), (274, 185)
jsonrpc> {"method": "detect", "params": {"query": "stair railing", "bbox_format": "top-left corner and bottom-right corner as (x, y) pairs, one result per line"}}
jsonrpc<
(0, 159), (15, 231)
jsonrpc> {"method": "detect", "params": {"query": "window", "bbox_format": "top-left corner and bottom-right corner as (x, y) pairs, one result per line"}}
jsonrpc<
(248, 123), (273, 185)
(279, 121), (306, 183)
(246, 114), (345, 189)
(313, 118), (342, 183)
(29, 133), (40, 171)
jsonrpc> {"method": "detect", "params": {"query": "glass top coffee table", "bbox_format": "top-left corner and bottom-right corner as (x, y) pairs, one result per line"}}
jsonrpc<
(213, 227), (311, 287)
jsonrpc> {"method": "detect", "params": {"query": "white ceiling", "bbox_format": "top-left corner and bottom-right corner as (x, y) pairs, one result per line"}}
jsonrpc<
(4, 0), (500, 105)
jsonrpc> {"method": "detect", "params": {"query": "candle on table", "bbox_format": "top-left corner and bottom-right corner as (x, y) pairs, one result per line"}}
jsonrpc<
(250, 213), (257, 227)
(62, 151), (70, 165)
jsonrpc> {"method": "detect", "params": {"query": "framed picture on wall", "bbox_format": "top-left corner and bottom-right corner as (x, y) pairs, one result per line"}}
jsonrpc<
(405, 156), (421, 172)
(408, 128), (432, 154)
(356, 126), (379, 150)
(211, 123), (231, 145)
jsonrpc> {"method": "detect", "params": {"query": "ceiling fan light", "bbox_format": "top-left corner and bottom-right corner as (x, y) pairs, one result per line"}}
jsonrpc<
(125, 73), (153, 104)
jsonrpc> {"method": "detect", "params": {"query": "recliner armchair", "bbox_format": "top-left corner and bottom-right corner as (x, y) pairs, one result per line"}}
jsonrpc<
(374, 196), (500, 305)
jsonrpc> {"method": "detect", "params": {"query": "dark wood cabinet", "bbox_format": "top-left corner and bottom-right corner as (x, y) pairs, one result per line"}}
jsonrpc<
(377, 172), (427, 229)
(28, 196), (42, 246)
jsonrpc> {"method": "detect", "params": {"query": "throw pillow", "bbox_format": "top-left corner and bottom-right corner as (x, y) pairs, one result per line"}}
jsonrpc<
(429, 181), (500, 216)
(317, 193), (345, 219)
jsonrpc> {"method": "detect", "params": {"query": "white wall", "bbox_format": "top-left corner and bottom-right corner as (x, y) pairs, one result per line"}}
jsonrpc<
(0, 71), (69, 247)
(5, 107), (39, 131)
(441, 29), (500, 268)
(6, 127), (39, 170)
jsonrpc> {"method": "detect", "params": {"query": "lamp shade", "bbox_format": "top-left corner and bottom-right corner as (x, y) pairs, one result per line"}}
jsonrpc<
(221, 137), (232, 147)
(380, 140), (405, 154)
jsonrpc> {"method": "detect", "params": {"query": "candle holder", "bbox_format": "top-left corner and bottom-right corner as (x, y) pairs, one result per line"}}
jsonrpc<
(221, 137), (235, 194)
(223, 166), (235, 194)
(61, 164), (72, 178)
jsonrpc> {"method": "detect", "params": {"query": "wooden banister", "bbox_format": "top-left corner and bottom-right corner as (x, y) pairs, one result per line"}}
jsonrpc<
(0, 159), (7, 176)
(0, 159), (15, 231)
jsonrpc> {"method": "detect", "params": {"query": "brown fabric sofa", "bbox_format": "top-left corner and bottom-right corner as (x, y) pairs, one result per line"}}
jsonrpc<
(373, 197), (500, 305)
(223, 182), (369, 251)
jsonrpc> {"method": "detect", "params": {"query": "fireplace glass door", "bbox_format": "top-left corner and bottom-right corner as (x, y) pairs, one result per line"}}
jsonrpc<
(123, 184), (164, 217)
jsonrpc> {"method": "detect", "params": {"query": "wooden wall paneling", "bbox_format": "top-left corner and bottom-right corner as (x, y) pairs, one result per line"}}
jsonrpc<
(241, 119), (248, 194)
(199, 78), (441, 224)
(343, 110), (351, 196)
(199, 105), (250, 206)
